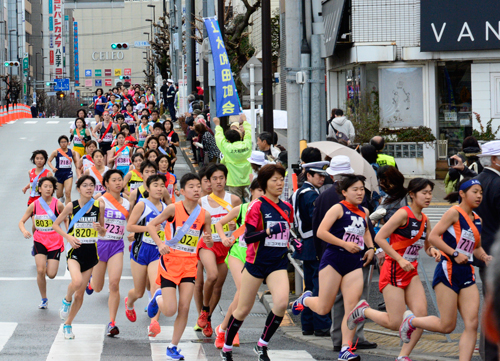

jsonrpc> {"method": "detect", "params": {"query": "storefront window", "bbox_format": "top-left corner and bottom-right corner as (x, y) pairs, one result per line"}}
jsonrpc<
(437, 62), (472, 157)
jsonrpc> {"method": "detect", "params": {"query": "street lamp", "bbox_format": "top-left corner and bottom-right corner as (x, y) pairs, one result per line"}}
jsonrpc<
(147, 4), (156, 23)
(143, 32), (150, 42)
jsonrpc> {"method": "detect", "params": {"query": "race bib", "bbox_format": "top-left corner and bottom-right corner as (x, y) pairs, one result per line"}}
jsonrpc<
(59, 157), (72, 169)
(116, 156), (129, 166)
(171, 228), (200, 253)
(211, 216), (230, 242)
(167, 184), (174, 198)
(34, 215), (54, 233)
(264, 221), (289, 248)
(95, 184), (105, 193)
(73, 223), (98, 243)
(74, 135), (83, 146)
(403, 238), (425, 262)
(130, 182), (143, 191)
(456, 229), (475, 262)
(238, 233), (247, 248)
(143, 229), (165, 245)
(103, 133), (113, 142)
(342, 226), (365, 250)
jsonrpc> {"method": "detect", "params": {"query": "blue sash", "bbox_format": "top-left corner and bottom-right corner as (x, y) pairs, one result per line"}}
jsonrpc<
(68, 199), (95, 232)
(158, 147), (168, 155)
(38, 197), (57, 222)
(30, 169), (46, 197)
(139, 198), (163, 217)
(165, 205), (201, 246)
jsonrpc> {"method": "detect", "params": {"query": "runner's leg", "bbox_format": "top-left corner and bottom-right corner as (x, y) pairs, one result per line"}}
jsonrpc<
(303, 265), (342, 315)
(208, 262), (228, 317)
(400, 276), (427, 357)
(34, 254), (49, 299)
(457, 284), (480, 361)
(63, 178), (72, 205)
(107, 252), (124, 323)
(194, 261), (204, 314)
(199, 248), (218, 309)
(171, 282), (196, 345)
(147, 260), (161, 323)
(90, 260), (108, 293)
(339, 269), (364, 346)
(65, 261), (93, 325)
(127, 260), (148, 307)
(221, 256), (244, 330)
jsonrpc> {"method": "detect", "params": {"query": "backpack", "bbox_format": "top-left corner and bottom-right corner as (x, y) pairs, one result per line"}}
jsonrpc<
(327, 118), (349, 142)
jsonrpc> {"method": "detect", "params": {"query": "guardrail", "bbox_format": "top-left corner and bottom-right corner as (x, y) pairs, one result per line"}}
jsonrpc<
(0, 104), (32, 126)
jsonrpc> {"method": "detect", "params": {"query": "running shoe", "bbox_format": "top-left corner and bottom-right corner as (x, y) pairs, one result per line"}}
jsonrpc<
(166, 346), (184, 360)
(124, 297), (137, 322)
(197, 310), (209, 328)
(214, 325), (225, 349)
(338, 347), (360, 360)
(39, 298), (48, 310)
(233, 332), (240, 347)
(59, 298), (71, 321)
(147, 289), (162, 318)
(85, 276), (94, 295)
(107, 321), (120, 337)
(220, 350), (233, 361)
(396, 357), (413, 361)
(148, 320), (161, 337)
(399, 310), (416, 343)
(347, 299), (370, 330)
(62, 324), (74, 340)
(254, 345), (271, 361)
(194, 323), (203, 332)
(203, 321), (213, 337)
(291, 290), (312, 315)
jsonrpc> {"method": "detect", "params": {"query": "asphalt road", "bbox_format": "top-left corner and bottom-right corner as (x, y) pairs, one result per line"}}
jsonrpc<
(0, 118), (439, 361)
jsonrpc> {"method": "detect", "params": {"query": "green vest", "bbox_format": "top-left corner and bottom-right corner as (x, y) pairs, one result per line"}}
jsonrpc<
(376, 153), (396, 167)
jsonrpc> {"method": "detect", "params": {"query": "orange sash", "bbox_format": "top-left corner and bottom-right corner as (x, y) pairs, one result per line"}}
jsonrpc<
(90, 166), (104, 185)
(392, 206), (428, 251)
(131, 169), (143, 179)
(57, 148), (72, 162)
(453, 206), (481, 247)
(103, 192), (129, 218)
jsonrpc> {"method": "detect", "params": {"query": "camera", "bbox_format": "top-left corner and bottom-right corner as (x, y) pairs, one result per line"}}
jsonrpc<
(448, 157), (457, 167)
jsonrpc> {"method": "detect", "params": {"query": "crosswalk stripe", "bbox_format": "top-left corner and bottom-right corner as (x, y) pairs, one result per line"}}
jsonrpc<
(46, 324), (105, 361)
(268, 350), (316, 360)
(151, 343), (207, 361)
(148, 325), (198, 341)
(47, 121), (60, 124)
(24, 120), (38, 124)
(0, 322), (17, 352)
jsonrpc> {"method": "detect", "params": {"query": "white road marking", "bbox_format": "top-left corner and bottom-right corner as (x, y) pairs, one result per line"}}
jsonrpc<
(46, 324), (105, 361)
(20, 137), (26, 140)
(47, 121), (60, 124)
(148, 325), (198, 341)
(151, 343), (207, 361)
(0, 276), (133, 281)
(268, 350), (316, 360)
(24, 121), (38, 124)
(68, 121), (73, 124)
(0, 322), (17, 352)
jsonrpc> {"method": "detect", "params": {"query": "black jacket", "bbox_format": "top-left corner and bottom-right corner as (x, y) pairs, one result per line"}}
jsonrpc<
(474, 168), (500, 255)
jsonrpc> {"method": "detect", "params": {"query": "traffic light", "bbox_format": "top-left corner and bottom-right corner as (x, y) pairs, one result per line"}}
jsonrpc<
(46, 82), (56, 86)
(111, 43), (129, 50)
(119, 75), (131, 80)
(56, 91), (65, 100)
(4, 61), (20, 67)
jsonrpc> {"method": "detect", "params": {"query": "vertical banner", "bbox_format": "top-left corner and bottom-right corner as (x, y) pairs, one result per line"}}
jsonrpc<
(49, 0), (54, 78)
(203, 17), (241, 117)
(74, 21), (79, 86)
(53, 0), (64, 78)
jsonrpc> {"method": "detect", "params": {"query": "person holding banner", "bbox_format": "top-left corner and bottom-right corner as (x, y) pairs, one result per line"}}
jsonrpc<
(146, 172), (213, 361)
(86, 170), (130, 337)
(52, 175), (106, 340)
(22, 150), (53, 206)
(83, 149), (109, 199)
(92, 111), (114, 164)
(213, 179), (264, 349)
(47, 136), (76, 205)
(108, 133), (131, 176)
(18, 176), (65, 310)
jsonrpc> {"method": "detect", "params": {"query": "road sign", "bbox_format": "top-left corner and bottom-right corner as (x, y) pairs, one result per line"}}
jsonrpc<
(23, 57), (28, 70)
(47, 91), (56, 96)
(134, 41), (149, 47)
(54, 78), (70, 91)
(85, 69), (92, 77)
(240, 56), (262, 89)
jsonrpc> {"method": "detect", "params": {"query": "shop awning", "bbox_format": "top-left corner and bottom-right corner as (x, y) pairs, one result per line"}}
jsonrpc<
(322, 0), (347, 57)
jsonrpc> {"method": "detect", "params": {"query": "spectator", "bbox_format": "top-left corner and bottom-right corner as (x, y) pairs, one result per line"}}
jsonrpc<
(163, 79), (177, 122)
(483, 236), (500, 359)
(194, 122), (220, 165)
(195, 80), (204, 98)
(186, 109), (202, 163)
(187, 94), (196, 113)
(214, 115), (252, 202)
(257, 131), (281, 161)
(327, 109), (355, 143)
(298, 147), (323, 188)
(446, 136), (484, 193)
(247, 151), (269, 181)
(370, 136), (398, 168)
(273, 131), (287, 153)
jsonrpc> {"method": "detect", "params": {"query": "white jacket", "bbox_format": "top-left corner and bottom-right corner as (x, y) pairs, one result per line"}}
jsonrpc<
(328, 116), (356, 142)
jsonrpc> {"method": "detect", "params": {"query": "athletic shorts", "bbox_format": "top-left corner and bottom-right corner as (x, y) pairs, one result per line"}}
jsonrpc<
(432, 260), (476, 294)
(244, 256), (288, 281)
(160, 276), (196, 288)
(226, 242), (247, 266)
(156, 253), (198, 286)
(73, 147), (85, 157)
(197, 239), (230, 264)
(33, 241), (62, 261)
(67, 243), (99, 273)
(97, 240), (124, 263)
(130, 240), (160, 266)
(55, 170), (73, 184)
(100, 142), (112, 154)
(379, 259), (419, 292)
(319, 248), (364, 277)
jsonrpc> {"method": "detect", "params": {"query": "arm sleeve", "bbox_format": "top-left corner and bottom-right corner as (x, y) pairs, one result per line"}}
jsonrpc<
(459, 165), (478, 178)
(214, 125), (226, 152)
(243, 121), (252, 144)
(244, 223), (268, 244)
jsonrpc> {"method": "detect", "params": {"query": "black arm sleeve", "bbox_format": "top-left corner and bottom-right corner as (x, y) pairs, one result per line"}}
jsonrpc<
(244, 223), (268, 245)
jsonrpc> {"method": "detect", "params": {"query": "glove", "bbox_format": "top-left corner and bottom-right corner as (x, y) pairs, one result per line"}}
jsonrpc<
(269, 222), (285, 236)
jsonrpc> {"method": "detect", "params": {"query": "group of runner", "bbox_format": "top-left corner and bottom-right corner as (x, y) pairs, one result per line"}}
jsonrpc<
(18, 104), (491, 361)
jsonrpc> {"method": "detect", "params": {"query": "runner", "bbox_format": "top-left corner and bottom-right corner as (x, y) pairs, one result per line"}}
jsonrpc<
(77, 140), (98, 174)
(136, 115), (151, 148)
(157, 154), (179, 203)
(83, 149), (109, 199)
(52, 175), (105, 339)
(145, 149), (159, 163)
(164, 119), (180, 152)
(23, 150), (53, 206)
(197, 164), (241, 337)
(110, 104), (121, 121)
(123, 103), (137, 136)
(146, 173), (213, 360)
(91, 88), (107, 124)
(86, 170), (130, 337)
(399, 179), (492, 361)
(108, 133), (131, 175)
(70, 109), (93, 135)
(125, 174), (167, 337)
(71, 118), (91, 164)
(347, 178), (438, 361)
(113, 113), (125, 134)
(48, 136), (75, 205)
(214, 179), (263, 349)
(145, 87), (155, 103)
(123, 153), (145, 196)
(291, 174), (375, 361)
(158, 133), (177, 171)
(145, 136), (159, 153)
(18, 176), (65, 309)
(92, 111), (114, 164)
(221, 164), (292, 361)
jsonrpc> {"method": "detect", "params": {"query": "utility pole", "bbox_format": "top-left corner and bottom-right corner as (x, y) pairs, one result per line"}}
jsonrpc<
(169, 0), (176, 82)
(300, 0), (311, 141)
(186, 0), (193, 94)
(202, 0), (209, 109)
(190, 0), (196, 93)
(217, 0), (227, 129)
(207, 0), (216, 119)
(261, 0), (273, 133)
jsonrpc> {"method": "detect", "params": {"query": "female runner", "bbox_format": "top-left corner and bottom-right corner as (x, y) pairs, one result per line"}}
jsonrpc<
(108, 133), (131, 175)
(123, 103), (137, 136)
(48, 136), (75, 204)
(292, 174), (375, 361)
(84, 149), (109, 199)
(221, 164), (293, 361)
(145, 136), (159, 152)
(125, 174), (167, 337)
(214, 179), (263, 349)
(92, 111), (114, 164)
(145, 149), (159, 164)
(399, 179), (492, 361)
(87, 170), (130, 337)
(158, 133), (177, 171)
(157, 154), (180, 203)
(347, 178), (438, 361)
(19, 176), (65, 309)
(23, 150), (53, 206)
(71, 118), (91, 158)
(77, 140), (98, 175)
(164, 119), (179, 152)
(136, 115), (151, 148)
(145, 87), (155, 103)
(91, 88), (107, 124)
(52, 175), (105, 339)
(123, 153), (145, 196)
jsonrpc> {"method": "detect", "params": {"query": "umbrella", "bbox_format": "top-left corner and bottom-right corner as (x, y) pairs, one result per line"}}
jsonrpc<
(307, 141), (379, 192)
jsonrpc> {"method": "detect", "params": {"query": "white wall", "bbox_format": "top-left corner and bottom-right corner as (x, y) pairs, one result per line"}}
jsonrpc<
(471, 62), (500, 132)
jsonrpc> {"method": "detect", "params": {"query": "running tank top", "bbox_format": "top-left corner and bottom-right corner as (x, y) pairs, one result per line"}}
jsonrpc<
(100, 196), (130, 241)
(99, 122), (114, 144)
(201, 193), (233, 243)
(114, 146), (131, 172)
(68, 199), (100, 244)
(33, 197), (64, 250)
(82, 155), (94, 173)
(89, 166), (109, 197)
(128, 170), (143, 192)
(387, 206), (427, 263)
(73, 129), (86, 148)
(29, 168), (50, 197)
(169, 201), (206, 256)
(123, 111), (135, 126)
(235, 202), (250, 248)
(137, 124), (150, 145)
(136, 199), (167, 245)
(442, 206), (481, 263)
(327, 201), (367, 252)
(56, 149), (73, 172)
(159, 172), (177, 203)
(136, 185), (147, 204)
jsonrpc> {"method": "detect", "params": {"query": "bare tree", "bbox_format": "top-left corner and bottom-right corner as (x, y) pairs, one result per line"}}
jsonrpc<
(145, 15), (171, 86)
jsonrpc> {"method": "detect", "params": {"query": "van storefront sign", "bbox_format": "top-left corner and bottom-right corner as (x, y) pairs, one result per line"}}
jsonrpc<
(92, 51), (124, 61)
(421, 0), (500, 52)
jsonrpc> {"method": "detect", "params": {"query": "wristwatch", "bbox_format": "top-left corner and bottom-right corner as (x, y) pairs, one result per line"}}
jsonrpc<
(452, 251), (459, 258)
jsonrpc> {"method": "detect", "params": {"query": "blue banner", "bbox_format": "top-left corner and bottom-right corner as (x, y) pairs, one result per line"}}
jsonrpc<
(203, 17), (240, 117)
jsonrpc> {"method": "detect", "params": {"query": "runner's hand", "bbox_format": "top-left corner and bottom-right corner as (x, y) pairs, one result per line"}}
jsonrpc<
(93, 222), (106, 237)
(204, 231), (213, 248)
(363, 248), (374, 267)
(343, 242), (361, 254)
(454, 252), (469, 265)
(22, 185), (29, 194)
(483, 254), (493, 266)
(127, 232), (135, 243)
(22, 230), (32, 239)
(222, 236), (234, 248)
(397, 258), (415, 272)
(430, 248), (441, 262)
(376, 250), (385, 266)
(228, 220), (236, 232)
(175, 190), (180, 197)
(52, 168), (58, 173)
(97, 139), (102, 143)
(68, 236), (81, 249)
(158, 243), (170, 255)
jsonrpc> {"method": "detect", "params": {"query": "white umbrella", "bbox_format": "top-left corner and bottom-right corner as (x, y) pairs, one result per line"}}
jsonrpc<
(307, 141), (379, 191)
